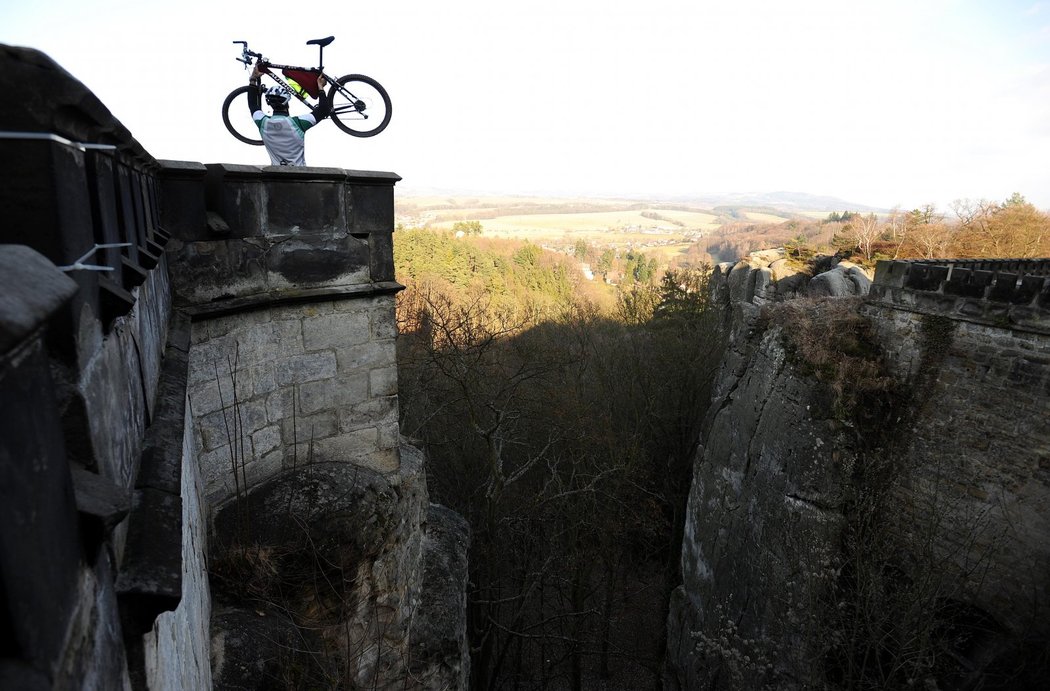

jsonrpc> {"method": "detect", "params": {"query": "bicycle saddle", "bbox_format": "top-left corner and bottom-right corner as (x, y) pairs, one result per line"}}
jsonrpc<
(307, 36), (335, 47)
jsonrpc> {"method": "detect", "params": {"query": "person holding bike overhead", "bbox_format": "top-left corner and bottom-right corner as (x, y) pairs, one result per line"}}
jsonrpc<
(248, 61), (333, 166)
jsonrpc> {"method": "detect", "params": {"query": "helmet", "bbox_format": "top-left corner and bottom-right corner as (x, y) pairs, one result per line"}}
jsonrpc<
(265, 85), (291, 106)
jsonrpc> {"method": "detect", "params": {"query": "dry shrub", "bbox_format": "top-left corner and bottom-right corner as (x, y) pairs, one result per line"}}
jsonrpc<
(766, 297), (898, 422)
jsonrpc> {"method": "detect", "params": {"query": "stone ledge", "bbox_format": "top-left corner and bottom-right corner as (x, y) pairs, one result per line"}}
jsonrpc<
(184, 281), (404, 321)
(163, 161), (401, 185)
(136, 312), (191, 494)
(116, 488), (183, 632)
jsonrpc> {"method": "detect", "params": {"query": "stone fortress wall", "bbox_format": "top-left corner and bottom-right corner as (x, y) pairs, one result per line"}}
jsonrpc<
(0, 44), (468, 690)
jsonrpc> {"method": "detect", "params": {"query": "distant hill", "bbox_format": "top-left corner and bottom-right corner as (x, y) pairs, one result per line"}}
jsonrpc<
(680, 191), (886, 213)
(397, 187), (886, 215)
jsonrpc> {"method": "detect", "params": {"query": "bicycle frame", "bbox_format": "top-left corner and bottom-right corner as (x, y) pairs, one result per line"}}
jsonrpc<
(255, 63), (334, 111)
(234, 42), (370, 121)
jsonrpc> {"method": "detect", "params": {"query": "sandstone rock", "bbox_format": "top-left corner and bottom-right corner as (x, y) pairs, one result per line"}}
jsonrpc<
(747, 248), (787, 266)
(845, 265), (872, 294)
(666, 308), (860, 689)
(209, 451), (424, 688)
(807, 263), (872, 298)
(751, 267), (775, 305)
(768, 258), (799, 281)
(709, 263), (734, 309)
(775, 271), (810, 300)
(210, 605), (328, 690)
(209, 443), (470, 690)
(211, 462), (399, 560)
(409, 504), (471, 690)
(727, 261), (756, 304)
(669, 296), (1050, 690)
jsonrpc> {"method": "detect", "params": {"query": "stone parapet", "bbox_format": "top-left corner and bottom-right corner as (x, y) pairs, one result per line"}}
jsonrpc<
(0, 247), (86, 688)
(0, 43), (198, 689)
(159, 161), (401, 310)
(871, 259), (1050, 333)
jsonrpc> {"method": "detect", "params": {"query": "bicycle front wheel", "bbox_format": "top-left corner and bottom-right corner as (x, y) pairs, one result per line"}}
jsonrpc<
(329, 75), (391, 138)
(222, 85), (263, 146)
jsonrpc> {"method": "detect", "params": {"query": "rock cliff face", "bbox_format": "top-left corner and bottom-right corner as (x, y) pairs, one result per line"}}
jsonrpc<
(666, 266), (1050, 689)
(666, 301), (862, 689)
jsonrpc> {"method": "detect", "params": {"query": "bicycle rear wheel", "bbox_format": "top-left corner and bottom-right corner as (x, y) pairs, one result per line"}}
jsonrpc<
(329, 74), (391, 138)
(222, 85), (263, 146)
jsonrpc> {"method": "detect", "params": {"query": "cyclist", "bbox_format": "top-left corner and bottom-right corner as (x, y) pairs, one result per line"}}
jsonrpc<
(248, 62), (333, 166)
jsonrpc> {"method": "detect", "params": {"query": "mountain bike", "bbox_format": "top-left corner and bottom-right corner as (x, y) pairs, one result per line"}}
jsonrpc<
(222, 36), (391, 145)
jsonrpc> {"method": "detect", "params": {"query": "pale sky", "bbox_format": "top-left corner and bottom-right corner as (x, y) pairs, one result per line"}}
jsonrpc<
(5, 0), (1050, 210)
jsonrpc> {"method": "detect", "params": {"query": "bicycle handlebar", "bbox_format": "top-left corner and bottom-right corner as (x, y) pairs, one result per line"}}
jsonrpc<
(233, 41), (263, 67)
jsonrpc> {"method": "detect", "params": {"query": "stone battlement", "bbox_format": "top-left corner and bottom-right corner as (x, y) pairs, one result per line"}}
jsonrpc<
(870, 258), (1050, 333)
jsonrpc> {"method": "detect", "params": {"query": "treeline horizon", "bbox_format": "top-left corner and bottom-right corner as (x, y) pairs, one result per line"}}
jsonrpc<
(684, 192), (1050, 268)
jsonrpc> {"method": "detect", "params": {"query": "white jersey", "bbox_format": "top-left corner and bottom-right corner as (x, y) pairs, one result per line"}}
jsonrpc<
(252, 110), (318, 166)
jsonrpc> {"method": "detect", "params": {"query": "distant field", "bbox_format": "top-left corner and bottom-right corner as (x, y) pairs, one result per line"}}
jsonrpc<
(431, 209), (718, 234)
(743, 211), (791, 223)
(395, 194), (824, 266)
(656, 209), (721, 227)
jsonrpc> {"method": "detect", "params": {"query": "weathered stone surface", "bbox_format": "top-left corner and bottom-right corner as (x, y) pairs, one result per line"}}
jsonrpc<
(807, 262), (871, 298)
(58, 549), (133, 691)
(137, 312), (190, 495)
(668, 296), (1050, 690)
(667, 306), (854, 690)
(188, 295), (402, 503)
(0, 332), (83, 680)
(209, 442), (432, 689)
(0, 245), (79, 352)
(116, 488), (183, 625)
(70, 465), (131, 534)
(409, 504), (472, 691)
(871, 259), (1050, 334)
(710, 250), (878, 308)
(143, 415), (212, 691)
(751, 267), (775, 304)
(726, 261), (756, 304)
(210, 605), (328, 691)
(165, 164), (399, 309)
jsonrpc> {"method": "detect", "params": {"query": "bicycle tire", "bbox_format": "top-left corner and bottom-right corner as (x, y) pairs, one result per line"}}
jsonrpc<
(222, 85), (263, 146)
(329, 74), (391, 138)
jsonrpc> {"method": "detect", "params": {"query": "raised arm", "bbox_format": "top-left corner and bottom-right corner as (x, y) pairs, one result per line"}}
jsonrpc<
(312, 74), (334, 122)
(248, 62), (265, 115)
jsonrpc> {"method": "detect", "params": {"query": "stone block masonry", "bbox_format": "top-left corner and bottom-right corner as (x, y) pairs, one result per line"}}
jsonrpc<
(188, 296), (400, 505)
(160, 159), (406, 507)
(862, 303), (1050, 630)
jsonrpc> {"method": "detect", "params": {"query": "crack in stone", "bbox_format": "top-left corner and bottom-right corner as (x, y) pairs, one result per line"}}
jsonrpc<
(784, 492), (835, 513)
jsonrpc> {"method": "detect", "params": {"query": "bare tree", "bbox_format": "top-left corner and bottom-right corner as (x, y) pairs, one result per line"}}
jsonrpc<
(847, 213), (881, 262)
